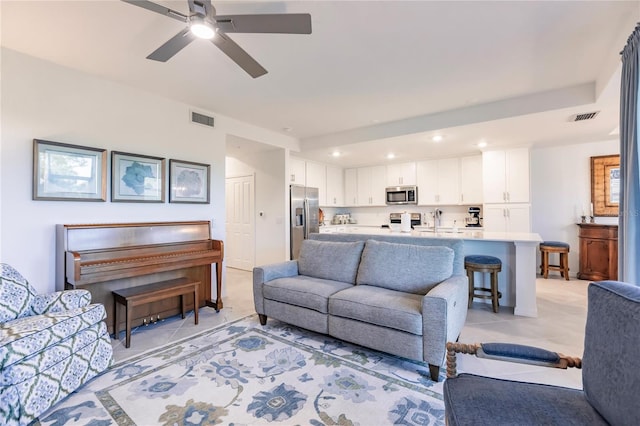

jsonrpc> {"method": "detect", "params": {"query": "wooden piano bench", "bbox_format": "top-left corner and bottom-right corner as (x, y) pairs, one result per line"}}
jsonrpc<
(112, 277), (200, 348)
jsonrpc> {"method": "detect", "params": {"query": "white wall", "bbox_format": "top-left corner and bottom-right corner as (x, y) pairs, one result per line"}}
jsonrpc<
(0, 48), (296, 293)
(531, 139), (619, 276)
(226, 149), (287, 266)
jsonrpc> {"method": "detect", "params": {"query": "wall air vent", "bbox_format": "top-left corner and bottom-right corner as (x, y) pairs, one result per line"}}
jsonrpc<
(190, 110), (215, 127)
(571, 111), (600, 122)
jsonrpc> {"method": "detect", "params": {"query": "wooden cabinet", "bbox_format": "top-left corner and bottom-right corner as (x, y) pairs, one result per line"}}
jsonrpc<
(386, 162), (416, 186)
(577, 224), (618, 281)
(482, 148), (530, 203)
(483, 204), (531, 232)
(356, 166), (387, 206)
(325, 165), (344, 206)
(417, 158), (460, 205)
(460, 155), (483, 205)
(289, 157), (306, 185)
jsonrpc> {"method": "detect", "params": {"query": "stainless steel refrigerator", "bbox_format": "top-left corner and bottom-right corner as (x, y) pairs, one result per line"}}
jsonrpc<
(290, 185), (319, 259)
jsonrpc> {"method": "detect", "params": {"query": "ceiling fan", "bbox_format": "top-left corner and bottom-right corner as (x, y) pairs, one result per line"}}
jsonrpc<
(122, 0), (312, 78)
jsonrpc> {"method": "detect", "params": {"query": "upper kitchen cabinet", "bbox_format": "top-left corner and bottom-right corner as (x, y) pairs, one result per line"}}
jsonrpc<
(306, 161), (327, 205)
(482, 148), (530, 203)
(459, 155), (483, 205)
(344, 168), (358, 206)
(386, 162), (416, 186)
(357, 166), (387, 206)
(289, 157), (306, 185)
(325, 165), (344, 207)
(416, 158), (460, 205)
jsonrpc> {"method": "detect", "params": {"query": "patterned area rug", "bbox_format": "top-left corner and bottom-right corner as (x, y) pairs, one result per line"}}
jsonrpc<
(36, 315), (445, 425)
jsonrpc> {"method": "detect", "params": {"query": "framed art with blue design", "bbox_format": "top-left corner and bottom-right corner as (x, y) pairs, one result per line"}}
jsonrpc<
(33, 139), (107, 201)
(169, 159), (210, 204)
(111, 151), (165, 202)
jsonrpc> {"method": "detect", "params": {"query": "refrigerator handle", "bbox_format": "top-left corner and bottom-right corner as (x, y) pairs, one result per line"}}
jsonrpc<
(303, 198), (309, 239)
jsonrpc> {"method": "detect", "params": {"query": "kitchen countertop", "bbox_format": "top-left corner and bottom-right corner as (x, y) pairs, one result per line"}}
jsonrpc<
(319, 224), (542, 243)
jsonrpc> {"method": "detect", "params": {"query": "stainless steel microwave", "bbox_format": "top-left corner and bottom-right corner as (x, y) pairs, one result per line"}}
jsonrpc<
(385, 186), (418, 205)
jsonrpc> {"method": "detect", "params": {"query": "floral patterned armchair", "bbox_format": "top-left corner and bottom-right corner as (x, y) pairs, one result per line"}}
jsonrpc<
(0, 263), (113, 426)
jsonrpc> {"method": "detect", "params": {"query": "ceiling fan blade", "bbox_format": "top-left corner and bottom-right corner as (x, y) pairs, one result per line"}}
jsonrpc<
(147, 28), (196, 62)
(211, 33), (267, 78)
(121, 0), (188, 23)
(214, 13), (312, 34)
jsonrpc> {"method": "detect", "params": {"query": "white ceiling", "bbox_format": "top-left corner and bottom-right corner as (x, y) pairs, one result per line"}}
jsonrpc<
(2, 1), (638, 167)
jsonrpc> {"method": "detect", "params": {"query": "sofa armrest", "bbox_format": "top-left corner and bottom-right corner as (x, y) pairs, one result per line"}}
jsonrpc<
(253, 260), (299, 315)
(31, 289), (92, 314)
(421, 274), (469, 366)
(445, 342), (582, 378)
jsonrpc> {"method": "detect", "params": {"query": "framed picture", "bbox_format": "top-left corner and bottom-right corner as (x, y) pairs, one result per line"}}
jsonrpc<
(169, 159), (210, 204)
(591, 154), (620, 217)
(33, 139), (107, 201)
(112, 151), (165, 202)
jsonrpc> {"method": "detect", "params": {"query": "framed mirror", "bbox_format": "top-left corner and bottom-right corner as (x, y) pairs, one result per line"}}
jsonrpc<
(591, 154), (620, 216)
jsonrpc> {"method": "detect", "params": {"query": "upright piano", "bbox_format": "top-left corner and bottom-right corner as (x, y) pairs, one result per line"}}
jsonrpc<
(56, 221), (223, 334)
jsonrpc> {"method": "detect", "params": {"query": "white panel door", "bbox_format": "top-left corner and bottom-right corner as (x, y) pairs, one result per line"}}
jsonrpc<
(225, 175), (255, 271)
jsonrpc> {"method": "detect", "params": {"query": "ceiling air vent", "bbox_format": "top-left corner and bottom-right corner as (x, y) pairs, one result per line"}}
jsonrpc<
(571, 111), (600, 122)
(191, 110), (215, 127)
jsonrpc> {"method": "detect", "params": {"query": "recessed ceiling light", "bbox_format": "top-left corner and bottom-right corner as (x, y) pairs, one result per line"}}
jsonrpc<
(386, 153), (395, 160)
(331, 151), (341, 157)
(432, 135), (443, 142)
(477, 140), (488, 148)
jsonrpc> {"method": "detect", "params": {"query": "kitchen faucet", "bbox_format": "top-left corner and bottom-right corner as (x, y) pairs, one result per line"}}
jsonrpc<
(432, 209), (443, 228)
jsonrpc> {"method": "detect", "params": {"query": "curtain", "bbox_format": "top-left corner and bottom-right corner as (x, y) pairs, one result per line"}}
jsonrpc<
(619, 23), (640, 284)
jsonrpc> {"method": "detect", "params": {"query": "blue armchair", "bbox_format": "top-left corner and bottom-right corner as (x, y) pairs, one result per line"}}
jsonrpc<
(0, 264), (113, 426)
(443, 280), (640, 426)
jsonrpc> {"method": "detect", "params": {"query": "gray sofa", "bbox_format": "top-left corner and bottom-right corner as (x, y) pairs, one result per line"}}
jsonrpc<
(253, 233), (468, 381)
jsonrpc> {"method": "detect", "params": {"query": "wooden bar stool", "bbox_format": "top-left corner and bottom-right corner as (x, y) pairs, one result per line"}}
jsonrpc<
(539, 241), (570, 280)
(465, 255), (502, 313)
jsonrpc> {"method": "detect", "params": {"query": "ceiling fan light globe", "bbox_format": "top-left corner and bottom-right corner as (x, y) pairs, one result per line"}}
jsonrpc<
(190, 22), (215, 39)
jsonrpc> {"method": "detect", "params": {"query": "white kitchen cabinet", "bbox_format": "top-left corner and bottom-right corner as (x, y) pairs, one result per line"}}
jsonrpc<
(416, 158), (460, 205)
(483, 203), (531, 232)
(289, 157), (306, 185)
(459, 155), (483, 205)
(325, 165), (344, 206)
(305, 161), (327, 205)
(386, 162), (416, 186)
(356, 166), (387, 206)
(482, 148), (530, 203)
(344, 168), (358, 206)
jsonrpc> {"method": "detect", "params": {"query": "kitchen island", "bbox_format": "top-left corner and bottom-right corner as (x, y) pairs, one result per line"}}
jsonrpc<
(318, 225), (542, 317)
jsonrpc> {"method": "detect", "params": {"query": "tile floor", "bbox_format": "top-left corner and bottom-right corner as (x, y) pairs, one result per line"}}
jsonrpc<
(111, 268), (589, 389)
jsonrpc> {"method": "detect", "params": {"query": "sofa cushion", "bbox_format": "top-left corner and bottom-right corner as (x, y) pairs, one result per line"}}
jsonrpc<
(298, 240), (365, 284)
(329, 285), (423, 335)
(263, 276), (353, 314)
(0, 303), (107, 371)
(0, 264), (36, 323)
(1, 321), (108, 386)
(444, 374), (607, 426)
(356, 240), (454, 294)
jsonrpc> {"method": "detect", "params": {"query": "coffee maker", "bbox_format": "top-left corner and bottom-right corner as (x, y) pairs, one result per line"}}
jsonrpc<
(466, 207), (482, 227)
